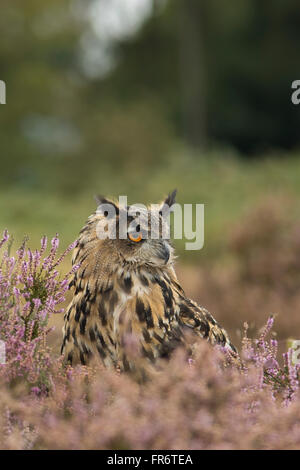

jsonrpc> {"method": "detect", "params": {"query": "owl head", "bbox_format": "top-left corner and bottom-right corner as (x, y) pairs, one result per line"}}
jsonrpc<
(90, 190), (177, 269)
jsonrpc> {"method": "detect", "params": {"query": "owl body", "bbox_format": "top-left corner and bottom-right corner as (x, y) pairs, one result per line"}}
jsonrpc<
(62, 193), (237, 374)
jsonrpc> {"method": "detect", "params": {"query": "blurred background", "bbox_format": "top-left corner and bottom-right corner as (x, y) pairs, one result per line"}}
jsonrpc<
(1, 0), (300, 350)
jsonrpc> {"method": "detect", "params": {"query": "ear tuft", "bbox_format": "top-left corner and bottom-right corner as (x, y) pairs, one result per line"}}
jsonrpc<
(94, 194), (109, 206)
(94, 195), (119, 215)
(164, 189), (177, 207)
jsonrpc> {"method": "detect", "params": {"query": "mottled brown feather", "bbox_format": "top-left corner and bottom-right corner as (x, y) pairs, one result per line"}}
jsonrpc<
(62, 198), (239, 376)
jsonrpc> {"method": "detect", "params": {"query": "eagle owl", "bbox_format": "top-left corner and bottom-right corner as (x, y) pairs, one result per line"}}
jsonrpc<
(62, 191), (238, 375)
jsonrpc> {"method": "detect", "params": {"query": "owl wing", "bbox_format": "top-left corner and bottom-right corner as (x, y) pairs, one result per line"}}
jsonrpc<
(178, 296), (238, 356)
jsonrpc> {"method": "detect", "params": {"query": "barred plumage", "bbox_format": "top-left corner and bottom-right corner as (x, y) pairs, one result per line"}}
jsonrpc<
(62, 192), (238, 375)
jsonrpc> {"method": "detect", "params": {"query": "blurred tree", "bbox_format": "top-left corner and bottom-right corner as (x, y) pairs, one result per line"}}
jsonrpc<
(104, 0), (300, 154)
(179, 0), (207, 148)
(1, 0), (300, 202)
(0, 0), (175, 195)
(0, 0), (88, 190)
(202, 0), (300, 154)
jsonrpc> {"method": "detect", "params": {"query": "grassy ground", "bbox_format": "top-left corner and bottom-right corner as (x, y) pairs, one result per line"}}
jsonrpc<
(2, 152), (300, 451)
(2, 150), (300, 264)
(3, 151), (300, 352)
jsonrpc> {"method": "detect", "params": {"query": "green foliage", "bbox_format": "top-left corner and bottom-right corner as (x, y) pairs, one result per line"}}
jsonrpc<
(1, 149), (300, 266)
(1, 1), (300, 263)
(1, 0), (300, 204)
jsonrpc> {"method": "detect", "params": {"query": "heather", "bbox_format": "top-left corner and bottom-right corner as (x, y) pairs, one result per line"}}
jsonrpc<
(181, 196), (300, 350)
(0, 231), (78, 389)
(1, 230), (300, 449)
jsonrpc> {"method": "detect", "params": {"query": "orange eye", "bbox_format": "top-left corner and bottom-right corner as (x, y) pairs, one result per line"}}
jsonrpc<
(128, 233), (143, 243)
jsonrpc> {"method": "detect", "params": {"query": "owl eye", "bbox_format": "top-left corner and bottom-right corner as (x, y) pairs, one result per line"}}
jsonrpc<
(128, 232), (143, 243)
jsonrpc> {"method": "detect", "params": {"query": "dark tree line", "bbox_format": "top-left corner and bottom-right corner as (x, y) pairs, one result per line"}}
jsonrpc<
(1, 0), (300, 194)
